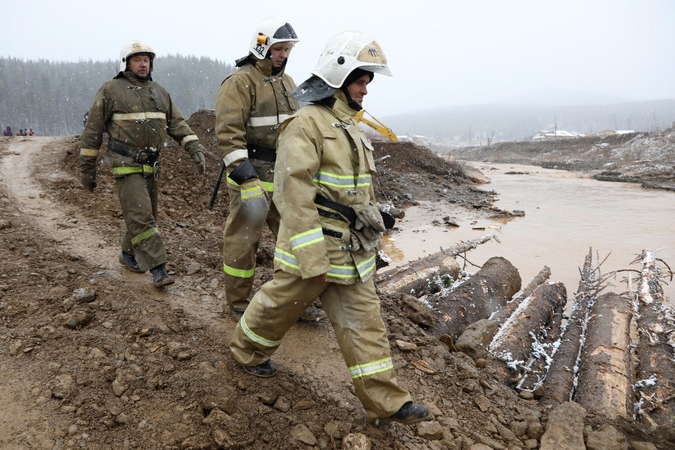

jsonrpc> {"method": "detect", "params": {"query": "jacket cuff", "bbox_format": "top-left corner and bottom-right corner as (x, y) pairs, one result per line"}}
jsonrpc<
(229, 159), (258, 184)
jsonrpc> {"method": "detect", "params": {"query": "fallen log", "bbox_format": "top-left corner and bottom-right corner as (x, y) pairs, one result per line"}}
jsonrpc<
(490, 265), (551, 326)
(540, 248), (598, 409)
(375, 235), (491, 297)
(574, 292), (633, 419)
(454, 266), (554, 367)
(429, 256), (521, 340)
(487, 282), (566, 386)
(634, 249), (675, 427)
(375, 253), (460, 297)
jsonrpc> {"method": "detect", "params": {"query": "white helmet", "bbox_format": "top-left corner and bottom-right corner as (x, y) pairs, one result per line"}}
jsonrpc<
(249, 17), (299, 60)
(312, 31), (391, 88)
(118, 39), (156, 73)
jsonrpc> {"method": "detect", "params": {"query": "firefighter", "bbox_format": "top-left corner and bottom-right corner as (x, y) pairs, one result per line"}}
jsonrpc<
(215, 17), (323, 321)
(229, 31), (432, 425)
(80, 39), (206, 288)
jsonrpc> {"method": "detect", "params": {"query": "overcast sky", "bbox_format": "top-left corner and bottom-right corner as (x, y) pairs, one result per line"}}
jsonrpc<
(2, 0), (675, 116)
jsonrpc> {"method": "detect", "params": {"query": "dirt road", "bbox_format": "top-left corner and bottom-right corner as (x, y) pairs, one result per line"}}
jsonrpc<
(1, 130), (670, 449)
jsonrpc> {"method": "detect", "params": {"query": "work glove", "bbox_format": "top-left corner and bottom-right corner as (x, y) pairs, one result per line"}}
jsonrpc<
(353, 203), (386, 233)
(81, 172), (96, 192)
(350, 228), (382, 254)
(191, 151), (206, 174)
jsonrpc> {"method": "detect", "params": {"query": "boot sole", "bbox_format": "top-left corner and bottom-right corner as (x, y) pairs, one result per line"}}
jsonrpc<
(118, 256), (144, 273)
(242, 365), (277, 378)
(153, 277), (175, 288)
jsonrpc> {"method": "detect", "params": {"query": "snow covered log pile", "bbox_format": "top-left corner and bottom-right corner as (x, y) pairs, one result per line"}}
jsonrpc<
(632, 249), (675, 427)
(378, 245), (675, 428)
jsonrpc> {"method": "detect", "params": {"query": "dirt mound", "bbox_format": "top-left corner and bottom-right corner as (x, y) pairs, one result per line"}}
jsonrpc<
(0, 115), (671, 449)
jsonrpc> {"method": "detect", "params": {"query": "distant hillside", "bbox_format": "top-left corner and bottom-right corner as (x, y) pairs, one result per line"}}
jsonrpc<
(383, 99), (675, 145)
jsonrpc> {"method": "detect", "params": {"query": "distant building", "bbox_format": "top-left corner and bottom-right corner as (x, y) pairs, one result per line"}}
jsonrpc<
(532, 130), (581, 141)
(599, 129), (635, 137)
(397, 134), (431, 147)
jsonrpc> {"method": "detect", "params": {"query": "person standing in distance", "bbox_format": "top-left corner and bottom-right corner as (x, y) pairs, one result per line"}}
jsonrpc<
(80, 39), (207, 288)
(229, 31), (432, 426)
(215, 18), (323, 321)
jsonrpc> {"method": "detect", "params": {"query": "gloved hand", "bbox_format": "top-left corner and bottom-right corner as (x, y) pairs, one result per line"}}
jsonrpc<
(239, 178), (267, 202)
(191, 151), (206, 174)
(81, 172), (96, 192)
(353, 203), (386, 233)
(350, 228), (382, 253)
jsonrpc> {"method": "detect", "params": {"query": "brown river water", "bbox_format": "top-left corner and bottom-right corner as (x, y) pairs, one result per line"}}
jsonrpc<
(382, 163), (675, 304)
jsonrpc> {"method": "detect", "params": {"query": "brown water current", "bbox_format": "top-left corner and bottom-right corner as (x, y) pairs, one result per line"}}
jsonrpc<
(383, 163), (675, 304)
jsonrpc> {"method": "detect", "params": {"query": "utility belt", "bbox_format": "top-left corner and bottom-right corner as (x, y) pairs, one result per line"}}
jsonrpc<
(109, 138), (161, 165)
(315, 194), (357, 229)
(247, 143), (276, 162)
(314, 194), (396, 231)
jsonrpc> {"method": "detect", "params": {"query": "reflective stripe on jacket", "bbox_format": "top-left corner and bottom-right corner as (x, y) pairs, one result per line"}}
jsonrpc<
(273, 91), (379, 285)
(215, 58), (298, 181)
(79, 71), (201, 175)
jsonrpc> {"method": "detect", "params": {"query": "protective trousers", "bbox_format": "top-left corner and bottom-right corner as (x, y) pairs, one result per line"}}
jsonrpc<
(116, 172), (167, 272)
(222, 180), (280, 312)
(229, 270), (412, 421)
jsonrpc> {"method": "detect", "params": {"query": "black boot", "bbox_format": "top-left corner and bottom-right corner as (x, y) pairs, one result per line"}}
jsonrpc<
(241, 360), (276, 378)
(379, 402), (431, 425)
(150, 264), (175, 288)
(119, 251), (143, 273)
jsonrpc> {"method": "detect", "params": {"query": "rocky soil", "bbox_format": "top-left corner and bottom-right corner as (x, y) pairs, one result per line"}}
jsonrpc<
(0, 111), (671, 450)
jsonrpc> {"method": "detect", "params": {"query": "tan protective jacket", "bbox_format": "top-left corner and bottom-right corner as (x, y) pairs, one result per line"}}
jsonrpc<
(273, 91), (378, 284)
(215, 58), (298, 182)
(80, 71), (202, 176)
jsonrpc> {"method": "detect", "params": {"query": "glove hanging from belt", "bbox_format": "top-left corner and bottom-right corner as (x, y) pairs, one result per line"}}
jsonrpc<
(350, 203), (385, 253)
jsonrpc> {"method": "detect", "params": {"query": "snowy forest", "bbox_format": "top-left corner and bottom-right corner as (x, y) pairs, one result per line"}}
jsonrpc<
(0, 56), (233, 136)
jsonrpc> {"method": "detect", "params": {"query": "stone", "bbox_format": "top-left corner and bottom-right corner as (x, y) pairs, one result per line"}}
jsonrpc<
(186, 262), (201, 275)
(539, 402), (586, 450)
(291, 424), (317, 446)
(585, 425), (629, 450)
(73, 287), (96, 303)
(417, 421), (444, 440)
(52, 374), (74, 399)
(342, 433), (371, 450)
(112, 379), (129, 397)
(631, 442), (657, 450)
(455, 319), (498, 360)
(273, 395), (290, 413)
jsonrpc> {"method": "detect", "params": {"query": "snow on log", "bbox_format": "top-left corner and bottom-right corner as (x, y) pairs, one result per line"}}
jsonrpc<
(429, 256), (521, 340)
(540, 248), (598, 409)
(574, 292), (633, 419)
(487, 282), (567, 386)
(374, 236), (491, 298)
(633, 249), (675, 427)
(491, 266), (551, 326)
(375, 253), (460, 297)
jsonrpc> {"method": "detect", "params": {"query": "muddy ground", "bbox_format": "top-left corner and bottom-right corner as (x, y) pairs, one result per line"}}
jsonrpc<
(0, 111), (672, 449)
